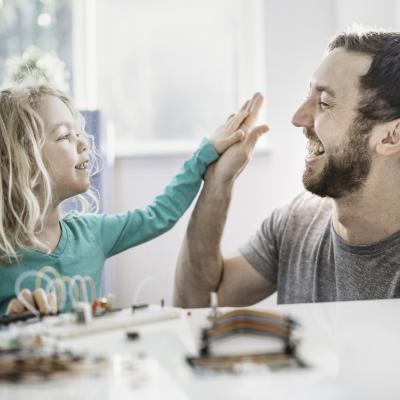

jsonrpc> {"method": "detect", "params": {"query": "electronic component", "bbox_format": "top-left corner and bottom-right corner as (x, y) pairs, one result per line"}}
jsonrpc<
(187, 308), (306, 372)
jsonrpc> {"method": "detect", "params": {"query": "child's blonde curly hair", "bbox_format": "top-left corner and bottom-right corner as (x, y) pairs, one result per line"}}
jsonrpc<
(0, 83), (99, 263)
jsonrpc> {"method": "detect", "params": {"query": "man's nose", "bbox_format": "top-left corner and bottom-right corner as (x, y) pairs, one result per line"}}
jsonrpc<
(291, 100), (314, 128)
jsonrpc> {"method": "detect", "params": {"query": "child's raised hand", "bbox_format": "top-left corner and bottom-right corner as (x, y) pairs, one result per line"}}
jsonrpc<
(6, 288), (57, 316)
(208, 93), (264, 154)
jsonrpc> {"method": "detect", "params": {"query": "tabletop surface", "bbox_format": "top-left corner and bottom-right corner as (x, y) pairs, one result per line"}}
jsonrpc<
(1, 298), (400, 400)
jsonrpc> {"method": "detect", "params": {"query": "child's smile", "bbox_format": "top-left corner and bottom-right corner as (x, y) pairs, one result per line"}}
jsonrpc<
(39, 95), (90, 203)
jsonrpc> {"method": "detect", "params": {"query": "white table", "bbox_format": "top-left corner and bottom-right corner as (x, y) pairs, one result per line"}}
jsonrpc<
(1, 298), (400, 400)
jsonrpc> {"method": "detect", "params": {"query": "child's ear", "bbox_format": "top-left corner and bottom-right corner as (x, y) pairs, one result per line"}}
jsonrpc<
(376, 120), (400, 156)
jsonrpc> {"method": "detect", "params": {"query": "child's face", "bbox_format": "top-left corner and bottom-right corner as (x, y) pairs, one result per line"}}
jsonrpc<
(39, 95), (90, 203)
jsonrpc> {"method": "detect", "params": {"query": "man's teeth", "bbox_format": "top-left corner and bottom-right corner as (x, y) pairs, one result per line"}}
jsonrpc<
(307, 141), (325, 156)
(75, 161), (89, 169)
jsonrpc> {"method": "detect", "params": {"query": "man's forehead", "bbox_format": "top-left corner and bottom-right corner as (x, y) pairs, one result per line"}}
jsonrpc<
(310, 48), (372, 96)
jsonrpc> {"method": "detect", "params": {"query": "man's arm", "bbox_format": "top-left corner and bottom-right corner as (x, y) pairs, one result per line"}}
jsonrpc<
(173, 175), (232, 307)
(174, 93), (275, 307)
(217, 253), (277, 306)
(173, 174), (276, 307)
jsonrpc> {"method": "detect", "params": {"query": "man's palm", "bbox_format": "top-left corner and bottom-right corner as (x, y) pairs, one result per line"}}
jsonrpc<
(206, 124), (269, 183)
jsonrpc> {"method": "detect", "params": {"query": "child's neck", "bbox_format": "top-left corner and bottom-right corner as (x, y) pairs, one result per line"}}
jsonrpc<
(35, 207), (62, 253)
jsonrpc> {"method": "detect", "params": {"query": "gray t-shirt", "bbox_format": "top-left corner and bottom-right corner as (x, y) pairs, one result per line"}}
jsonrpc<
(239, 191), (400, 304)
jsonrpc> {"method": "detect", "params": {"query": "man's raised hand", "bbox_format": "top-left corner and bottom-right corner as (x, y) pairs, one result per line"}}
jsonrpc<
(207, 92), (269, 183)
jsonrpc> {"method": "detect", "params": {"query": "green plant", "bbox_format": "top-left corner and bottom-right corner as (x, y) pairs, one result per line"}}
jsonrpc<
(5, 46), (70, 92)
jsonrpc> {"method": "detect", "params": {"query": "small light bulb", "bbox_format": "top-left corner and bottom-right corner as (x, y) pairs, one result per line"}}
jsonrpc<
(37, 13), (52, 27)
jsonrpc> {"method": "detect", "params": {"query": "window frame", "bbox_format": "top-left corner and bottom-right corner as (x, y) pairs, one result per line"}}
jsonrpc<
(72, 0), (269, 157)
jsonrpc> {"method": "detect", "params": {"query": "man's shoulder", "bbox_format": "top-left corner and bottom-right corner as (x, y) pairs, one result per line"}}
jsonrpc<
(283, 191), (333, 232)
(261, 191), (332, 236)
(288, 191), (333, 215)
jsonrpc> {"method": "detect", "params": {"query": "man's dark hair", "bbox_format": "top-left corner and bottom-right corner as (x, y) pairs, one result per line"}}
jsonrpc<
(328, 29), (400, 124)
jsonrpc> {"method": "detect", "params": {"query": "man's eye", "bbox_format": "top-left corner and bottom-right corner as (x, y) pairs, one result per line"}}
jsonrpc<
(318, 101), (330, 108)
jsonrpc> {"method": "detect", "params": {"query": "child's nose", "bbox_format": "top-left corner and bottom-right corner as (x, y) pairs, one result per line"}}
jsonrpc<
(77, 136), (88, 153)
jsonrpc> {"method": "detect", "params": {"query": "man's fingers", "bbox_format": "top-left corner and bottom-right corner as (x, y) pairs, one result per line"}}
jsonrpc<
(240, 93), (264, 132)
(244, 92), (262, 114)
(33, 288), (51, 315)
(245, 124), (270, 147)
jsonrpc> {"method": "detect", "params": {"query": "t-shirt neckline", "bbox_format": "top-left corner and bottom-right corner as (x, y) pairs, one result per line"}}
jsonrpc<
(30, 220), (68, 258)
(330, 219), (400, 255)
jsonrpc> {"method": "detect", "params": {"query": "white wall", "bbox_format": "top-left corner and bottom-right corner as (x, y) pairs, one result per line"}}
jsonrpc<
(102, 0), (400, 308)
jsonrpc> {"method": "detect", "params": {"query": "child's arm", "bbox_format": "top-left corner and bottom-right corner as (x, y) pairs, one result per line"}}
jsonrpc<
(98, 94), (266, 258)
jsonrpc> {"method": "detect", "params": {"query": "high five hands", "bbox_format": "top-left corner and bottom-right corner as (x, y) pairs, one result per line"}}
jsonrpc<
(208, 92), (269, 182)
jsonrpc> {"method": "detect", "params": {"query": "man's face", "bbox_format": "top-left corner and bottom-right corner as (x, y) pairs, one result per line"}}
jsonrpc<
(292, 48), (374, 199)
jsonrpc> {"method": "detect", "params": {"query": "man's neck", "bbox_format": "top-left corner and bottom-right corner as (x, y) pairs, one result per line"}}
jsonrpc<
(332, 185), (400, 246)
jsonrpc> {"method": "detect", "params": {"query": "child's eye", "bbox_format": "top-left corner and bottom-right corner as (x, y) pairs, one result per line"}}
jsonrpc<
(58, 133), (72, 141)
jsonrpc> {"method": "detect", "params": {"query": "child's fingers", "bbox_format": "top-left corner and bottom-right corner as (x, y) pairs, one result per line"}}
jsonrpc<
(18, 288), (35, 308)
(6, 298), (25, 315)
(47, 292), (58, 314)
(225, 113), (235, 123)
(13, 288), (38, 315)
(227, 129), (245, 145)
(240, 99), (250, 112)
(33, 288), (51, 314)
(214, 129), (245, 154)
(227, 110), (248, 131)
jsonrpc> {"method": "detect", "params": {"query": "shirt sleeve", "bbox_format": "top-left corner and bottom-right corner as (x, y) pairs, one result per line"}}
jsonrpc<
(100, 138), (219, 257)
(239, 205), (290, 284)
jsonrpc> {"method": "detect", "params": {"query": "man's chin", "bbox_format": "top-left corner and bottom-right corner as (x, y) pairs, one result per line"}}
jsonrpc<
(302, 173), (330, 198)
(302, 175), (354, 200)
(303, 184), (329, 198)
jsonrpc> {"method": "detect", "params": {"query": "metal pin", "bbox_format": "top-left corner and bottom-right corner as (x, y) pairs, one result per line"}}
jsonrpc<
(208, 291), (220, 320)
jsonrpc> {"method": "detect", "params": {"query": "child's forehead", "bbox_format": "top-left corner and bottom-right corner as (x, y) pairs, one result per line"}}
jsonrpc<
(37, 94), (75, 131)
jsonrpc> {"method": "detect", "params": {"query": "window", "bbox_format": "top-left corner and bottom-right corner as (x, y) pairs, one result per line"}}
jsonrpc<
(0, 0), (73, 90)
(75, 0), (267, 156)
(0, 0), (268, 156)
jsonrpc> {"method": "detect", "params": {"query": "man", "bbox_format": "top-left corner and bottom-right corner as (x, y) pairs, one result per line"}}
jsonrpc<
(174, 29), (400, 307)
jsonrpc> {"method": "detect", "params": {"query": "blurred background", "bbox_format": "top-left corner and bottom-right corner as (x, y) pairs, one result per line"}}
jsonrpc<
(1, 0), (400, 307)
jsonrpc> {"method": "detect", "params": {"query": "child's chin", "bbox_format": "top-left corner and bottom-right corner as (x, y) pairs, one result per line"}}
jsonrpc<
(79, 185), (90, 194)
(74, 184), (90, 196)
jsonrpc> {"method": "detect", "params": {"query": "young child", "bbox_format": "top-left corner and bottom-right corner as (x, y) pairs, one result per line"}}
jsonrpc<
(0, 83), (266, 315)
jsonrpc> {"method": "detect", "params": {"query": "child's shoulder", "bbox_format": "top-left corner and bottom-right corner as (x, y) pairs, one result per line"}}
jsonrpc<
(61, 213), (107, 231)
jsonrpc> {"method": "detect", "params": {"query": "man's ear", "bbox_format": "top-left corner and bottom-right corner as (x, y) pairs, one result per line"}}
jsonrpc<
(376, 120), (400, 156)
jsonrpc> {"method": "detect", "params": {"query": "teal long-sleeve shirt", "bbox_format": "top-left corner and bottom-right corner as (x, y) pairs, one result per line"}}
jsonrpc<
(0, 138), (219, 313)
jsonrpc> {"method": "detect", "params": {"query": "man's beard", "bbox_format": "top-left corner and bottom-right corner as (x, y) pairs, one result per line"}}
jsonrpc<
(303, 118), (373, 199)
